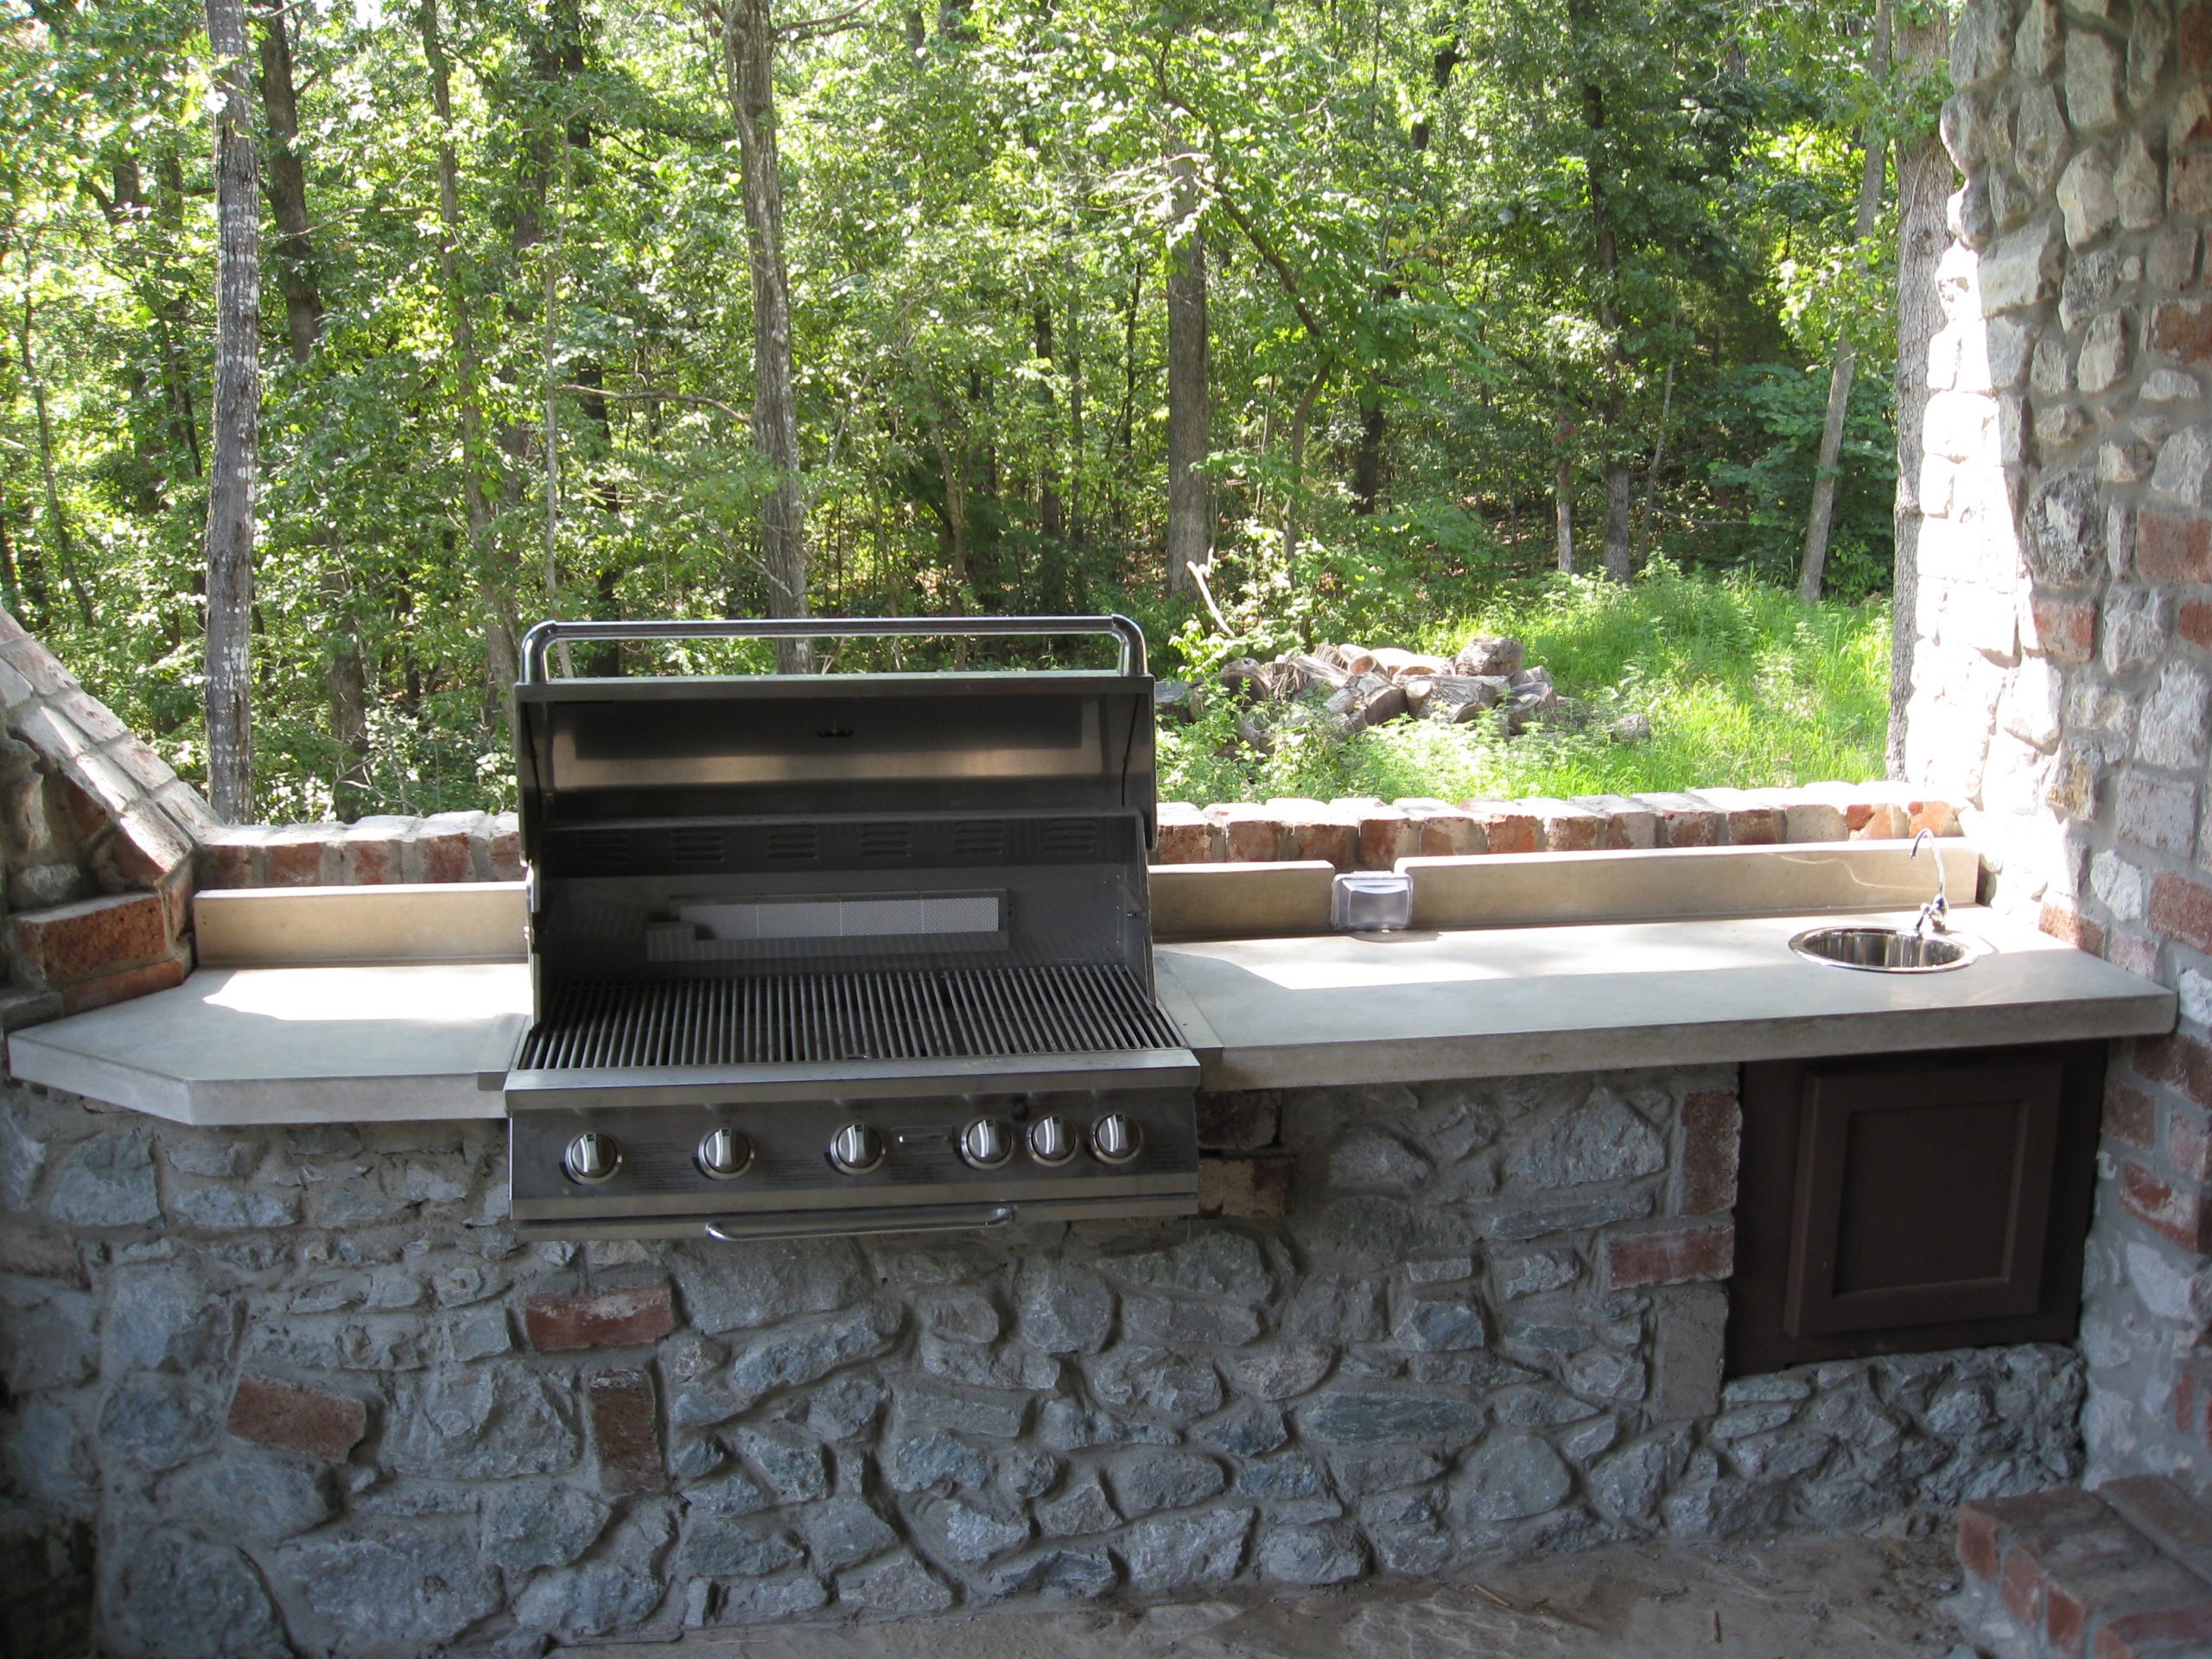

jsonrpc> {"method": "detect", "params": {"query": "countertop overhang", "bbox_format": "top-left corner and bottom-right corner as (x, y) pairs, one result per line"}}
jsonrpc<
(7, 896), (2174, 1125)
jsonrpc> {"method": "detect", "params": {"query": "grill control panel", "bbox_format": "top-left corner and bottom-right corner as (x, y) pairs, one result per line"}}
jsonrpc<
(513, 1083), (1199, 1238)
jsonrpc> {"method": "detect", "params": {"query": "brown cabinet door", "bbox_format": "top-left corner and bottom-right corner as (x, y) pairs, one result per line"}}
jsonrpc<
(1728, 1043), (2104, 1376)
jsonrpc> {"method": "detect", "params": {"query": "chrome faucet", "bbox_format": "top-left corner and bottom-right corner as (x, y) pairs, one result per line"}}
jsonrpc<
(1911, 828), (1949, 936)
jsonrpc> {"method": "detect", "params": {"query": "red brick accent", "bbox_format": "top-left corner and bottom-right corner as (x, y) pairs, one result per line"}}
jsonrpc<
(1212, 805), (1283, 863)
(2002, 1534), (2052, 1627)
(2101, 1474), (2212, 1584)
(226, 1374), (367, 1461)
(1394, 798), (1480, 856)
(1529, 799), (1605, 852)
(1678, 1091), (1740, 1216)
(264, 826), (329, 887)
(1961, 1503), (2005, 1581)
(0, 1222), (85, 1286)
(2155, 300), (2212, 365)
(2107, 931), (2164, 980)
(1459, 800), (1540, 854)
(2184, 3), (2212, 76)
(2171, 1108), (2212, 1185)
(1269, 799), (1356, 869)
(2095, 1603), (2212, 1659)
(60, 948), (188, 1015)
(2043, 902), (2107, 955)
(1197, 1154), (1294, 1219)
(2173, 1363), (2212, 1445)
(1636, 794), (1725, 847)
(489, 817), (524, 880)
(2184, 601), (2212, 652)
(10, 893), (168, 987)
(1349, 803), (1416, 870)
(1154, 804), (1217, 864)
(1604, 1221), (1733, 1290)
(2120, 1161), (2212, 1254)
(2139, 512), (2212, 583)
(2048, 1554), (2209, 1656)
(588, 1369), (664, 1494)
(2107, 1083), (2159, 1153)
(524, 1282), (677, 1351)
(2136, 1033), (2212, 1109)
(2033, 595), (2099, 664)
(2151, 873), (2212, 955)
(414, 814), (481, 882)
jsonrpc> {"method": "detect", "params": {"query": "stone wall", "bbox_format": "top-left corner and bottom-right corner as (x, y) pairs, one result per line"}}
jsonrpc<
(0, 1066), (2082, 1656)
(1903, 0), (2212, 1500)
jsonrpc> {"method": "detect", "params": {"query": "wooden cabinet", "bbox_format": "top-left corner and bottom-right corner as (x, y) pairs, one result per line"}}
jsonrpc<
(1726, 1043), (2107, 1376)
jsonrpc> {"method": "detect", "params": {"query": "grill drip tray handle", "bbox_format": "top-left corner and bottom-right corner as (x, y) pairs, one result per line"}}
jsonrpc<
(702, 1202), (1018, 1242)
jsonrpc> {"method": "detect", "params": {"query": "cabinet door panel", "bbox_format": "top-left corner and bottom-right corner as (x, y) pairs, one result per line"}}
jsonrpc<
(1783, 1056), (2062, 1337)
(1726, 1043), (2104, 1377)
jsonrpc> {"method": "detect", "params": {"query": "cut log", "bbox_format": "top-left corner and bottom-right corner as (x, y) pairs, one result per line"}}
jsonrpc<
(1338, 644), (1377, 673)
(1309, 642), (1347, 670)
(1217, 658), (1266, 701)
(1154, 679), (1203, 724)
(1372, 647), (1453, 681)
(1454, 636), (1525, 677)
(1285, 652), (1350, 691)
(1325, 671), (1408, 734)
(1402, 677), (1433, 718)
(1423, 676), (1508, 725)
(1233, 715), (1277, 754)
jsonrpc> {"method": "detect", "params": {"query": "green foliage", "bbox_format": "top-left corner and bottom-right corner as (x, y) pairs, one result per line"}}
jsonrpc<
(0, 0), (1920, 817)
(1154, 566), (1892, 805)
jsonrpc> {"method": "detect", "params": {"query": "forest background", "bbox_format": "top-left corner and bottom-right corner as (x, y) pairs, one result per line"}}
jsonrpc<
(0, 0), (1949, 821)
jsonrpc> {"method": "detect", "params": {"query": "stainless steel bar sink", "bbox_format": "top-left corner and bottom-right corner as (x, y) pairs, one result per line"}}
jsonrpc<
(1789, 925), (1983, 973)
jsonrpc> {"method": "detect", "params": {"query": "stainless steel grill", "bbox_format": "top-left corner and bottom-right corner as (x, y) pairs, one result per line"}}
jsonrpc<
(503, 614), (1202, 1242)
(518, 963), (1185, 1071)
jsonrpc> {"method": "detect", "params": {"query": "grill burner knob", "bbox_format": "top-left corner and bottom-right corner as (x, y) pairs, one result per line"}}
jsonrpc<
(1090, 1113), (1142, 1165)
(1027, 1116), (1076, 1166)
(563, 1132), (621, 1185)
(696, 1128), (753, 1180)
(958, 1119), (1014, 1170)
(829, 1123), (886, 1175)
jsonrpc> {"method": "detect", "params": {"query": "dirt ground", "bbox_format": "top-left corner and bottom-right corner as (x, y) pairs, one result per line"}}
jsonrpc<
(605, 1511), (1965, 1659)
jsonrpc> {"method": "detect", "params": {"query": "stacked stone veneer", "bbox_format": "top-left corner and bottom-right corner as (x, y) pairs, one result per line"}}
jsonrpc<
(1904, 0), (2212, 1506)
(0, 1066), (2085, 1656)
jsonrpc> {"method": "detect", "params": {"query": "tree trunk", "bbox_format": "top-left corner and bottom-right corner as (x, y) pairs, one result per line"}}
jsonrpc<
(1281, 365), (1332, 575)
(1801, 0), (1891, 605)
(1351, 397), (1386, 516)
(1890, 1), (1950, 777)
(14, 292), (92, 626)
(716, 0), (811, 671)
(422, 0), (520, 724)
(256, 0), (370, 814)
(1553, 412), (1575, 575)
(1165, 149), (1209, 596)
(203, 0), (259, 821)
(1638, 359), (1674, 557)
(1601, 461), (1632, 581)
(1033, 303), (1064, 550)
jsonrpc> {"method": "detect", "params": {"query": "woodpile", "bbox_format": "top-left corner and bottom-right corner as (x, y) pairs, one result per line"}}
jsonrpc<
(1160, 637), (1651, 749)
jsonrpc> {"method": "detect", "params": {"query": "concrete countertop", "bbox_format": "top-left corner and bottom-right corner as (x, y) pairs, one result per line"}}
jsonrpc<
(5, 902), (2176, 1126)
(1155, 905), (2176, 1091)
(7, 963), (530, 1126)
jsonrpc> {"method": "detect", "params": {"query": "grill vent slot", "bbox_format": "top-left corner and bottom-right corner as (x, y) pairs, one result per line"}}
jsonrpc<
(951, 820), (1008, 860)
(519, 963), (1185, 1069)
(858, 823), (913, 861)
(764, 826), (820, 862)
(671, 827), (725, 868)
(1041, 819), (1100, 858)
(571, 830), (632, 874)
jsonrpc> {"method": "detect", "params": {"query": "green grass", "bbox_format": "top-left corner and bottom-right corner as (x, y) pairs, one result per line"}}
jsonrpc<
(1156, 565), (1892, 806)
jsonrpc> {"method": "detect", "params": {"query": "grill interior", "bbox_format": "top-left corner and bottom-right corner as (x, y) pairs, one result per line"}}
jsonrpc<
(518, 963), (1185, 1070)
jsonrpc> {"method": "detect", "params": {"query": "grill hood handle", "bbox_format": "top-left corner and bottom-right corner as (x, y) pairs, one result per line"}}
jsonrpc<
(702, 1202), (1018, 1243)
(519, 615), (1147, 683)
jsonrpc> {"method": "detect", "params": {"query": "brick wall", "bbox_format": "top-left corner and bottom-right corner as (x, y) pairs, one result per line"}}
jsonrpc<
(1905, 0), (2212, 1503)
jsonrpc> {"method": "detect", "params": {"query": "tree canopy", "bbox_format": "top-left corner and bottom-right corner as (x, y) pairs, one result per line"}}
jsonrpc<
(0, 0), (1928, 817)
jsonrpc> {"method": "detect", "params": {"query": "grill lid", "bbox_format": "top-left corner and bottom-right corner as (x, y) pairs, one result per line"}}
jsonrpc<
(517, 963), (1185, 1071)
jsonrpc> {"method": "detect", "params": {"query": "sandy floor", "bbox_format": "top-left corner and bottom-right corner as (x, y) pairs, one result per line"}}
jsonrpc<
(603, 1512), (1963, 1658)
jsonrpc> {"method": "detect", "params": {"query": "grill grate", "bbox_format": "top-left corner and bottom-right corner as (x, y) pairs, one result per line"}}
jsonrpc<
(518, 963), (1184, 1070)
